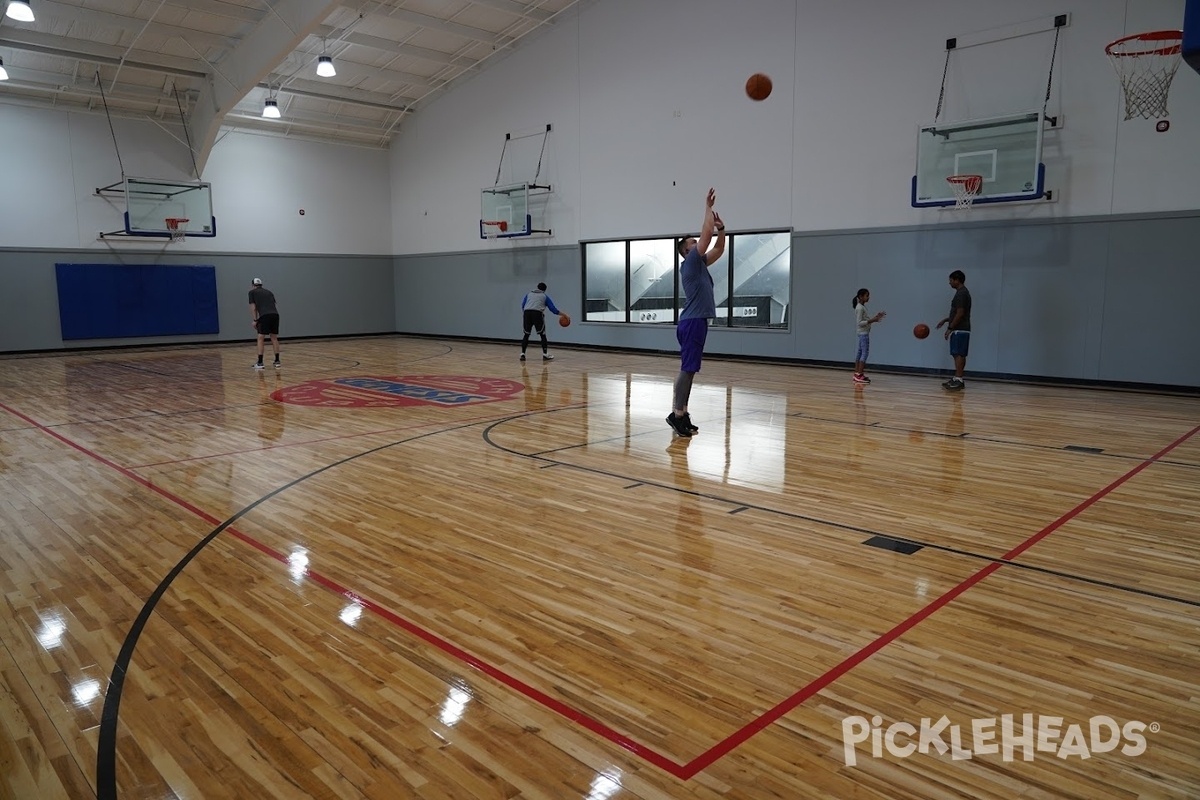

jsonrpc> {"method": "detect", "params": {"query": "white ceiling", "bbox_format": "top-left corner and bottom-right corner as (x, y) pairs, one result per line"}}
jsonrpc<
(0, 0), (583, 165)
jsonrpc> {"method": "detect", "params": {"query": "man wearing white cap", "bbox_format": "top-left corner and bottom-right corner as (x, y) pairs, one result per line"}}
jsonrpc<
(249, 278), (281, 369)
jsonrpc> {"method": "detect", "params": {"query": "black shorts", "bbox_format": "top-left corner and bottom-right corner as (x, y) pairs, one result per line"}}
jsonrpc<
(256, 313), (280, 335)
(522, 309), (546, 335)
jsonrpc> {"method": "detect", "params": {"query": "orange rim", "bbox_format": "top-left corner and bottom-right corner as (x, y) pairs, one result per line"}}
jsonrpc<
(1105, 30), (1183, 57)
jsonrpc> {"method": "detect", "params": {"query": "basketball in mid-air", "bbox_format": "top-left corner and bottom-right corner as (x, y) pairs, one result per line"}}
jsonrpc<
(913, 323), (930, 339)
(745, 73), (772, 101)
(559, 313), (571, 328)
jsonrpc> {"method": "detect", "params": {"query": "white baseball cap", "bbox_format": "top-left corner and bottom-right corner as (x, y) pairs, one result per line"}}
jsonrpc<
(252, 278), (263, 285)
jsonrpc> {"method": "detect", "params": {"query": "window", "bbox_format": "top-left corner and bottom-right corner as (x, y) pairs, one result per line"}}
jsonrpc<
(582, 230), (790, 328)
(583, 241), (626, 322)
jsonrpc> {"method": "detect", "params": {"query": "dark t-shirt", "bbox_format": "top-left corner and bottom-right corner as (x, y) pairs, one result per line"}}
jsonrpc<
(949, 286), (971, 332)
(249, 287), (278, 316)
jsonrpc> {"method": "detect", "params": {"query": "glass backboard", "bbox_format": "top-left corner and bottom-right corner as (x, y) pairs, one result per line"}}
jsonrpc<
(480, 182), (553, 239)
(96, 177), (217, 238)
(911, 111), (1047, 207)
(128, 178), (215, 236)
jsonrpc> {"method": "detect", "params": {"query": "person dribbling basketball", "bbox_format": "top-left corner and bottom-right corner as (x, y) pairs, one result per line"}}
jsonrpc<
(936, 270), (972, 391)
(520, 282), (563, 361)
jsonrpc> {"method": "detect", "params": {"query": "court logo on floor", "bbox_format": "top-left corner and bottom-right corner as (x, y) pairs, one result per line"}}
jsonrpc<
(274, 375), (524, 408)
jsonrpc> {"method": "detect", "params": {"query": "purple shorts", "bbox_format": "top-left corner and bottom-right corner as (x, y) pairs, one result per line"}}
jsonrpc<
(677, 317), (709, 373)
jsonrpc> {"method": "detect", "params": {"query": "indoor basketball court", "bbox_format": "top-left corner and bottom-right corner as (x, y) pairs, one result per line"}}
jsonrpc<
(1, 337), (1198, 799)
(2, 0), (1200, 798)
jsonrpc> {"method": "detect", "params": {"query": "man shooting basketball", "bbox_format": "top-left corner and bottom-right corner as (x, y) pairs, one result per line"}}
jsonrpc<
(667, 188), (726, 437)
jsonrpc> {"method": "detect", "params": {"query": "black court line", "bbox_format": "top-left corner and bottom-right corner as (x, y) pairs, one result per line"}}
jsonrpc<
(623, 483), (643, 489)
(790, 408), (1200, 468)
(728, 506), (750, 515)
(87, 414), (501, 800)
(483, 408), (1200, 610)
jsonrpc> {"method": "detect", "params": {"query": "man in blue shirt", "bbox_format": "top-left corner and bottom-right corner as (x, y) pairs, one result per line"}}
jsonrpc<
(667, 188), (726, 437)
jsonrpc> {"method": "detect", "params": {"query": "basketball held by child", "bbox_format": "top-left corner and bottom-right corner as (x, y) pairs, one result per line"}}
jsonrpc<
(913, 323), (930, 339)
(745, 73), (772, 101)
(559, 313), (571, 328)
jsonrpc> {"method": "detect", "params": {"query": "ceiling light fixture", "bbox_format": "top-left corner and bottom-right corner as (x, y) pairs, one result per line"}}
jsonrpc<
(262, 98), (281, 118)
(4, 0), (34, 22)
(316, 54), (336, 78)
(0, 57), (8, 81)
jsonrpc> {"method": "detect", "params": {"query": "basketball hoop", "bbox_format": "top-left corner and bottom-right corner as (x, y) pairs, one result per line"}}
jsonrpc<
(946, 175), (983, 210)
(481, 219), (508, 240)
(165, 217), (190, 243)
(1105, 30), (1183, 120)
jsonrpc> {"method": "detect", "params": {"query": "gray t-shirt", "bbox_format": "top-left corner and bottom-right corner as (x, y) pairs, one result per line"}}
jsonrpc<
(949, 286), (971, 332)
(680, 248), (716, 321)
(249, 286), (278, 316)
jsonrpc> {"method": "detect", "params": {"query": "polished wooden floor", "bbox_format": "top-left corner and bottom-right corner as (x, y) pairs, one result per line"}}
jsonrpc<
(1, 337), (1198, 800)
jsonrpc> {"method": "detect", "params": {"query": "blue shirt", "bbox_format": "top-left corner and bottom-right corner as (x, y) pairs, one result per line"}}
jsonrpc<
(679, 248), (715, 321)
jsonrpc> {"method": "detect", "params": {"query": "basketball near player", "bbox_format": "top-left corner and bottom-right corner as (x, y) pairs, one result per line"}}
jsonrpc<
(520, 282), (563, 361)
(935, 270), (972, 391)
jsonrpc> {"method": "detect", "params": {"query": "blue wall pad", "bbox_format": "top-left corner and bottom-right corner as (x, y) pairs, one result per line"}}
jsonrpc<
(55, 263), (219, 340)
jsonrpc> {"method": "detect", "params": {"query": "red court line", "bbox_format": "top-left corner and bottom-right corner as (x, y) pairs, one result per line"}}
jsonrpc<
(679, 421), (1200, 778)
(5, 396), (1196, 781)
(0, 398), (688, 777)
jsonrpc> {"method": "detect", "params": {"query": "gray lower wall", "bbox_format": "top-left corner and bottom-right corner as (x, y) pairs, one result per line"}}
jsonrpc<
(0, 250), (395, 352)
(5, 213), (1194, 390)
(394, 212), (1200, 389)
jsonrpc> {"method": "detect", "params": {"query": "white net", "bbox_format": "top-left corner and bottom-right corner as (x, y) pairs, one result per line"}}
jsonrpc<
(165, 218), (189, 243)
(946, 175), (982, 210)
(1106, 31), (1183, 120)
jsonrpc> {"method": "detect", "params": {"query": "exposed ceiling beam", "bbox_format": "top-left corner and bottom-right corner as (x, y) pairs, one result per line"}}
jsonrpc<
(466, 0), (552, 23)
(369, 8), (512, 46)
(0, 67), (197, 104)
(160, 0), (265, 24)
(0, 31), (209, 79)
(300, 57), (439, 91)
(328, 29), (477, 68)
(188, 0), (343, 173)
(263, 79), (411, 112)
(221, 112), (387, 142)
(34, 0), (237, 52)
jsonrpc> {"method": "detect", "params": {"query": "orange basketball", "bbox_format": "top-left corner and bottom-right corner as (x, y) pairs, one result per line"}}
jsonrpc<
(558, 313), (571, 328)
(745, 73), (772, 101)
(913, 323), (930, 340)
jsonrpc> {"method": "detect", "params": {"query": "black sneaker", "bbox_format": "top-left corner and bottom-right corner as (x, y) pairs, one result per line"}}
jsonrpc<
(944, 378), (965, 392)
(666, 412), (693, 437)
(681, 413), (699, 434)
